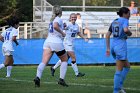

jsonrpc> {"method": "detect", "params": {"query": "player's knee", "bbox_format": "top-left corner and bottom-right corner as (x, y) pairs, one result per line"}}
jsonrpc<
(71, 61), (76, 64)
(56, 49), (66, 56)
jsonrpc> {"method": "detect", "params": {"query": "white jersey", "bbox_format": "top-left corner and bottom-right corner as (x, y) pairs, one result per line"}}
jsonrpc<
(64, 22), (79, 45)
(1, 27), (18, 51)
(47, 16), (64, 43)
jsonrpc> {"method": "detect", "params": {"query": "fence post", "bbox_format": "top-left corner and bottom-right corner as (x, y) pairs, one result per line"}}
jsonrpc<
(24, 23), (28, 39)
(121, 0), (123, 7)
(30, 23), (32, 38)
(17, 27), (20, 39)
(82, 0), (85, 12)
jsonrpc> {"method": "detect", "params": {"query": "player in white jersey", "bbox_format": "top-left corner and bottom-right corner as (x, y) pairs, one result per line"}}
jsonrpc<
(0, 17), (19, 77)
(51, 13), (88, 77)
(34, 5), (68, 87)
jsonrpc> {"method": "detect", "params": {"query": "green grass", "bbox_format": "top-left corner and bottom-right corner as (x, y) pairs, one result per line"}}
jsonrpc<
(0, 66), (140, 93)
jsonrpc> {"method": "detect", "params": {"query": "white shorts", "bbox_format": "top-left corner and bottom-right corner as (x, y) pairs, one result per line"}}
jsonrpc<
(2, 47), (13, 56)
(64, 44), (74, 51)
(43, 40), (64, 52)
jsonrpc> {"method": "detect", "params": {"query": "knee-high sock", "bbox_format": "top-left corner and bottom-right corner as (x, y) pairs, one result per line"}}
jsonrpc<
(0, 64), (5, 69)
(120, 67), (130, 89)
(53, 60), (61, 69)
(60, 62), (67, 79)
(114, 70), (122, 93)
(71, 63), (79, 75)
(7, 66), (13, 77)
(36, 63), (46, 79)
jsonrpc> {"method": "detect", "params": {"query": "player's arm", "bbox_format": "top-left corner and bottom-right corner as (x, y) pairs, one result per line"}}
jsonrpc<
(0, 35), (4, 42)
(106, 24), (112, 56)
(54, 22), (66, 37)
(123, 20), (132, 36)
(124, 28), (132, 36)
(12, 36), (19, 46)
(77, 32), (88, 41)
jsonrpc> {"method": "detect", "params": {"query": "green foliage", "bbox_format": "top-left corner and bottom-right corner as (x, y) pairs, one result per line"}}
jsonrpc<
(0, 0), (32, 26)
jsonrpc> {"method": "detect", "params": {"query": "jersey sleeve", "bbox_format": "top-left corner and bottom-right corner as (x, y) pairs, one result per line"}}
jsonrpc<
(108, 23), (112, 32)
(1, 31), (6, 37)
(12, 29), (18, 37)
(123, 19), (129, 28)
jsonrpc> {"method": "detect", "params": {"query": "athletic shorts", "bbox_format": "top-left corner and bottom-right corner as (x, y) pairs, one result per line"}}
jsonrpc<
(2, 47), (13, 56)
(111, 44), (127, 60)
(43, 40), (64, 52)
(64, 44), (74, 51)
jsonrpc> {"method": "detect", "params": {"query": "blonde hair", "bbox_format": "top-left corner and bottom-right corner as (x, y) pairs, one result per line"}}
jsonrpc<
(69, 13), (76, 21)
(53, 5), (62, 15)
(50, 5), (62, 22)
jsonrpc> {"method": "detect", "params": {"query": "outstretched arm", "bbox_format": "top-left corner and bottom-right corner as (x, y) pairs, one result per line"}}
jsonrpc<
(77, 32), (88, 41)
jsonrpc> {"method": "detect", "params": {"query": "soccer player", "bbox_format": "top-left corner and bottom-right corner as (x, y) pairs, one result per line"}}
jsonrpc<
(0, 17), (19, 77)
(51, 13), (87, 77)
(106, 7), (132, 93)
(34, 5), (68, 87)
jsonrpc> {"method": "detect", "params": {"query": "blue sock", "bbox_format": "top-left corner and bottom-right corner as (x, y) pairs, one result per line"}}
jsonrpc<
(114, 70), (122, 93)
(120, 67), (130, 89)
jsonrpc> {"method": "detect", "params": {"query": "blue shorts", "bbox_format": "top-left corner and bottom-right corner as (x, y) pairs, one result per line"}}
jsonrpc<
(111, 44), (127, 60)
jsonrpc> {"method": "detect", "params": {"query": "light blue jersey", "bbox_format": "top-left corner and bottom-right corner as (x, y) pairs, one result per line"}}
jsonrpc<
(109, 17), (129, 60)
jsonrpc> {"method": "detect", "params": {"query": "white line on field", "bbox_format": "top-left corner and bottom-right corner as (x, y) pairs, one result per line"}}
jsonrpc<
(0, 78), (140, 91)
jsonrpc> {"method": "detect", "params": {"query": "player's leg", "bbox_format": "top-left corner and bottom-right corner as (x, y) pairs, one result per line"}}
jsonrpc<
(34, 48), (53, 87)
(119, 60), (130, 93)
(56, 50), (68, 87)
(68, 51), (85, 77)
(51, 53), (70, 76)
(114, 60), (124, 93)
(50, 60), (61, 76)
(6, 55), (14, 77)
(0, 54), (12, 69)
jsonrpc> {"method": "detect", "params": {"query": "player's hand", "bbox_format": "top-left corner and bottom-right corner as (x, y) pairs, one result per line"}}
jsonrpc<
(62, 32), (66, 37)
(106, 49), (110, 56)
(16, 43), (19, 46)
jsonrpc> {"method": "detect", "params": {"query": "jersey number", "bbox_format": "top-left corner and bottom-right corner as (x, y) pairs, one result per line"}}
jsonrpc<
(5, 32), (11, 40)
(71, 33), (76, 37)
(49, 22), (53, 33)
(113, 26), (119, 37)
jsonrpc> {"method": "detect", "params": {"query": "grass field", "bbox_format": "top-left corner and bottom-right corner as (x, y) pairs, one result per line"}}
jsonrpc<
(0, 66), (140, 93)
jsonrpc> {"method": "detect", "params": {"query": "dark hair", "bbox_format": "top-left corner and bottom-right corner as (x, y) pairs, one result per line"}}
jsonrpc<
(117, 7), (130, 17)
(7, 16), (19, 27)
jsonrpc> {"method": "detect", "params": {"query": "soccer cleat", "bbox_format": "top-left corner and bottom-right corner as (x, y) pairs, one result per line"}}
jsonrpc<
(6, 75), (10, 78)
(119, 89), (126, 93)
(50, 66), (55, 76)
(58, 78), (68, 87)
(34, 77), (40, 87)
(76, 72), (85, 77)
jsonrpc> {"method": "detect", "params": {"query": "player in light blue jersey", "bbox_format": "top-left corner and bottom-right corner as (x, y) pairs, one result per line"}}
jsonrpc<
(106, 7), (132, 93)
(0, 17), (19, 77)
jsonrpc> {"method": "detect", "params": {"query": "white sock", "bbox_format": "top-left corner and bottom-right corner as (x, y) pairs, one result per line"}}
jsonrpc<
(53, 60), (61, 69)
(71, 63), (79, 75)
(60, 62), (67, 79)
(0, 64), (5, 69)
(7, 66), (13, 77)
(36, 63), (46, 79)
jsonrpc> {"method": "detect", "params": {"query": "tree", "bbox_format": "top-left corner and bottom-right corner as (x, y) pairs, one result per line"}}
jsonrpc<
(0, 0), (17, 26)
